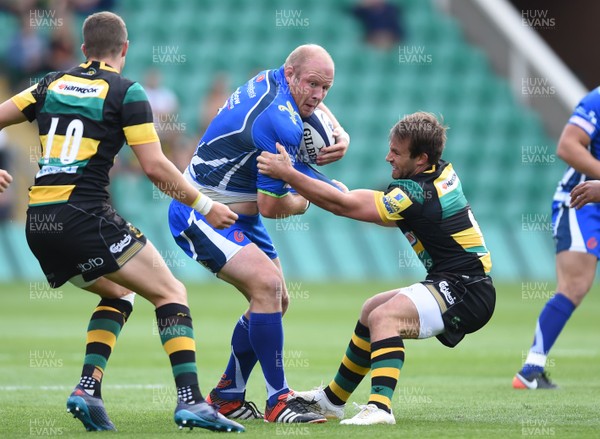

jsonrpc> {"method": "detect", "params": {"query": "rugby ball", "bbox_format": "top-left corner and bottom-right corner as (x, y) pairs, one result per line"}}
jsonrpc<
(297, 109), (335, 163)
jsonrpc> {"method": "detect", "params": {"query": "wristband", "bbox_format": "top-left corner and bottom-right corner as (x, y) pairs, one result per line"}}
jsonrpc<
(192, 193), (214, 215)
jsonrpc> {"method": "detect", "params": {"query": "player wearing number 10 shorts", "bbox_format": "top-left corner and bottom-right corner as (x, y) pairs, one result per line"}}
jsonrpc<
(13, 62), (153, 287)
(0, 11), (241, 433)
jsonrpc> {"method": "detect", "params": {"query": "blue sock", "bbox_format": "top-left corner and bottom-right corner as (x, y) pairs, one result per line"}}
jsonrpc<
(214, 315), (258, 400)
(248, 312), (289, 407)
(522, 293), (575, 376)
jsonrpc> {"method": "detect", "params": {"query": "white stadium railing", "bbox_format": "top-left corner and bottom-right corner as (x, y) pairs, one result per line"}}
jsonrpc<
(440, 0), (588, 139)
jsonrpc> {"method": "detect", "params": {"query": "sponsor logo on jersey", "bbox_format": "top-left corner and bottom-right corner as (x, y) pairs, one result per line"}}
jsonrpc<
(438, 280), (455, 305)
(53, 80), (104, 97)
(256, 74), (265, 82)
(37, 165), (78, 178)
(438, 170), (458, 195)
(382, 195), (397, 214)
(81, 68), (97, 76)
(77, 257), (104, 273)
(404, 231), (417, 245)
(225, 87), (242, 110)
(382, 189), (407, 215)
(246, 80), (256, 98)
(110, 234), (132, 254)
(227, 88), (242, 110)
(278, 100), (300, 125)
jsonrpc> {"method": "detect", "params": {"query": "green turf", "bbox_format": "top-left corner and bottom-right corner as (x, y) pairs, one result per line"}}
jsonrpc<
(1, 280), (599, 438)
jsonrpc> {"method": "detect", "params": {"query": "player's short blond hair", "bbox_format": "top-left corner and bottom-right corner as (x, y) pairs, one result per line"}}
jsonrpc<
(82, 11), (128, 59)
(390, 112), (448, 164)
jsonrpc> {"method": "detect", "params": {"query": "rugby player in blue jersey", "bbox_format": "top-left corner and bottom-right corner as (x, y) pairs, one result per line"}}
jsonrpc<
(514, 87), (600, 390)
(0, 11), (243, 433)
(257, 111), (495, 425)
(168, 44), (349, 423)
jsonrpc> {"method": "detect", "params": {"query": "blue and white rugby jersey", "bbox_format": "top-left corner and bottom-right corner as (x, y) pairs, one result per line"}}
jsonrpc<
(555, 87), (600, 202)
(185, 66), (306, 203)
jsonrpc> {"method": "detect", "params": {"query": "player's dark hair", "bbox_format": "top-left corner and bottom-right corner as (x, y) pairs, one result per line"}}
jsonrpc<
(390, 112), (447, 164)
(82, 11), (127, 59)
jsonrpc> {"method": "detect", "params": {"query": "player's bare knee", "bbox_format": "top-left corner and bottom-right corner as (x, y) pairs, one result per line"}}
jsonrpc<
(361, 296), (380, 321)
(367, 303), (394, 331)
(246, 273), (284, 307)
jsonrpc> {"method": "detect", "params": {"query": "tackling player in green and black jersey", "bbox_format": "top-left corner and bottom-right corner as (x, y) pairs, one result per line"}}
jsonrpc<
(257, 111), (495, 426)
(0, 11), (241, 434)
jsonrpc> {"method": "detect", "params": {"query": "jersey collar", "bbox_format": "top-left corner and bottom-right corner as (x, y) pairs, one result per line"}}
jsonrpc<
(80, 60), (119, 73)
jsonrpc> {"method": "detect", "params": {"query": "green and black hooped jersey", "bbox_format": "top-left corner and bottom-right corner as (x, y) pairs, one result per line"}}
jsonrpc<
(374, 160), (492, 276)
(12, 61), (159, 206)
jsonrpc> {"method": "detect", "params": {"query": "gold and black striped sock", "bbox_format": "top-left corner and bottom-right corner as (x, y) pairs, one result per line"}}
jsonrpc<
(368, 336), (405, 413)
(155, 303), (202, 404)
(324, 320), (371, 406)
(80, 298), (133, 397)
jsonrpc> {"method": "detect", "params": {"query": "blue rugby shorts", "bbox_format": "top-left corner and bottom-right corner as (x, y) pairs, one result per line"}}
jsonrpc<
(552, 197), (600, 257)
(168, 199), (277, 273)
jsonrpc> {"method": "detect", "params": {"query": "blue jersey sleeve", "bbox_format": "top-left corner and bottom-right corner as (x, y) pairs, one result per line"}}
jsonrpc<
(252, 103), (303, 197)
(254, 138), (289, 197)
(568, 87), (600, 139)
(293, 162), (341, 190)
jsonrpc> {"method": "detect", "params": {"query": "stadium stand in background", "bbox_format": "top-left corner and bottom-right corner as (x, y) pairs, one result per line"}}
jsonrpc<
(0, 0), (572, 282)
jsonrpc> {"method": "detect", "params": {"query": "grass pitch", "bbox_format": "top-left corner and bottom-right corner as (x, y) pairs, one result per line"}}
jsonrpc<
(1, 280), (599, 438)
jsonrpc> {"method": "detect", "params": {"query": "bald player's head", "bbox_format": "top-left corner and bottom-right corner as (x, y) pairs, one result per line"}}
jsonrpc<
(284, 44), (334, 118)
(284, 44), (334, 74)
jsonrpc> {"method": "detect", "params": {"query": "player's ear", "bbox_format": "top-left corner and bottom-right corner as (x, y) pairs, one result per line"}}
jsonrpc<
(121, 40), (129, 58)
(417, 152), (429, 166)
(284, 65), (295, 83)
(81, 43), (87, 58)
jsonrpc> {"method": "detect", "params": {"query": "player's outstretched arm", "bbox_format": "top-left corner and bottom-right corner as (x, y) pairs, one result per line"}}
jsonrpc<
(130, 141), (237, 228)
(257, 143), (383, 224)
(315, 102), (349, 166)
(0, 99), (29, 193)
(0, 98), (28, 130)
(570, 180), (600, 209)
(556, 124), (600, 178)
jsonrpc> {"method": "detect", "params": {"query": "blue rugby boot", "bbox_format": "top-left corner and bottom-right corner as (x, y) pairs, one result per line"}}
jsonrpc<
(174, 400), (246, 432)
(66, 385), (116, 431)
